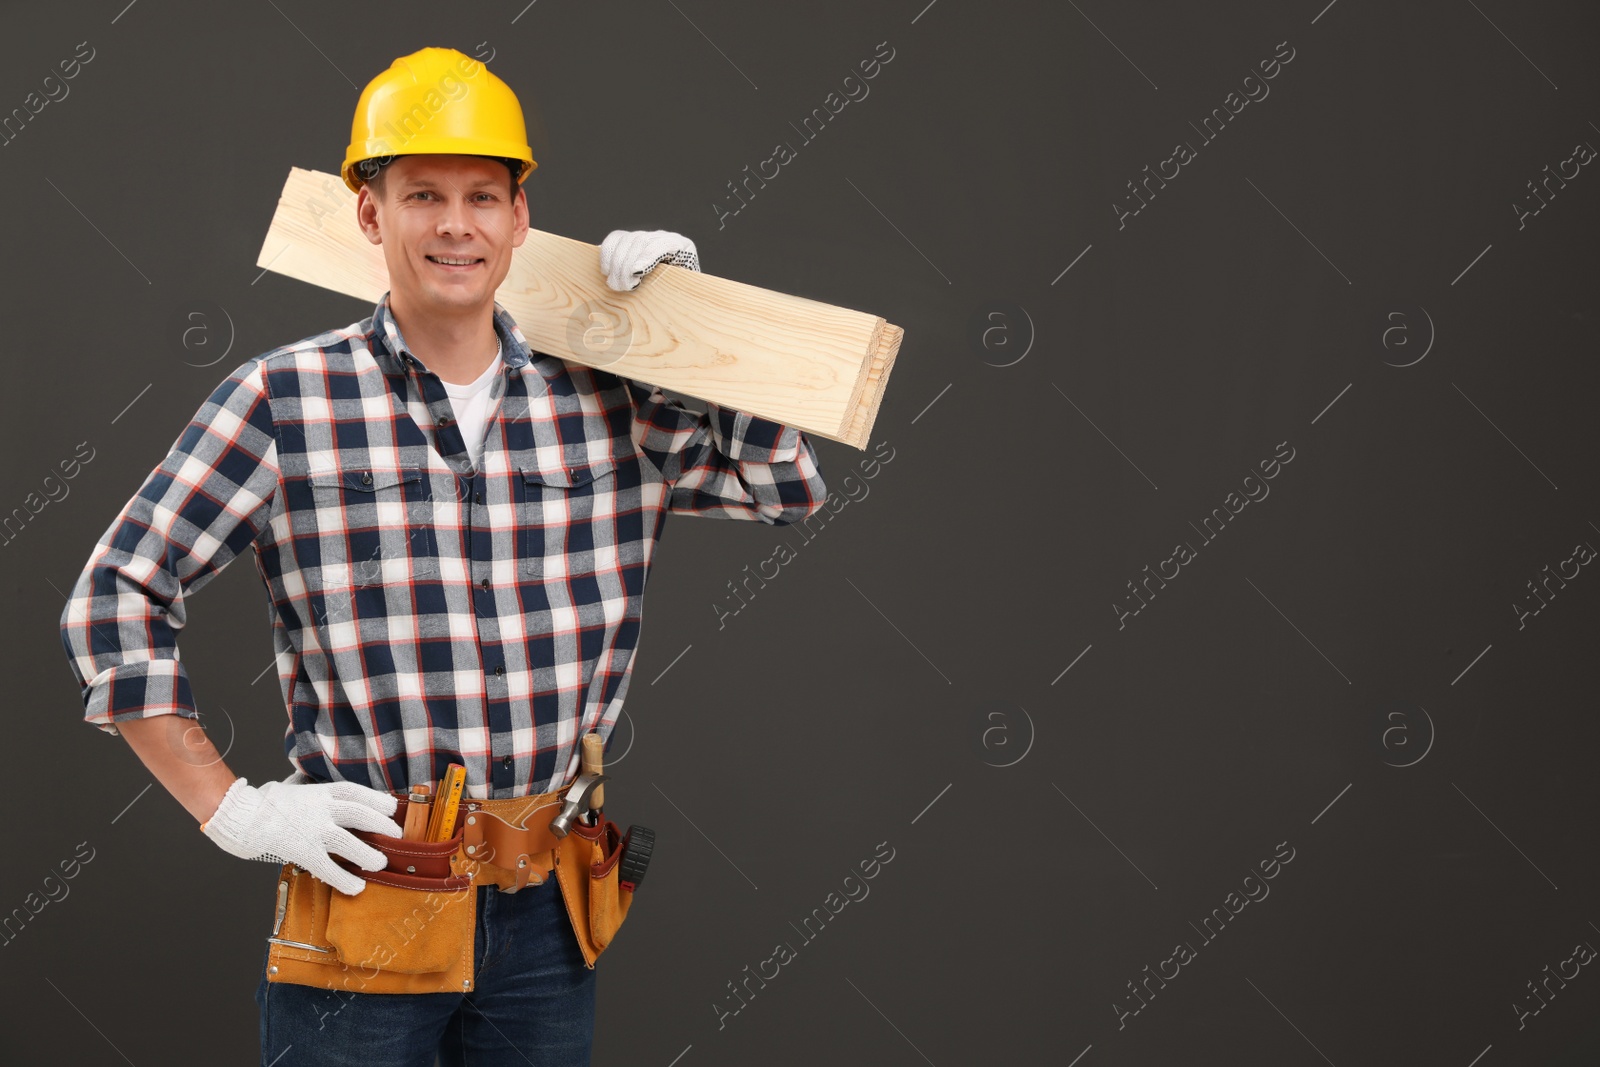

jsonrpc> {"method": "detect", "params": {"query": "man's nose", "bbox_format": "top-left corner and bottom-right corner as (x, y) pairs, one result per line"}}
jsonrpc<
(436, 195), (473, 238)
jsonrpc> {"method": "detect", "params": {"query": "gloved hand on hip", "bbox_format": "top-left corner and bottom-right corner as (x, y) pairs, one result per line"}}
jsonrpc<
(201, 776), (404, 895)
(598, 229), (700, 291)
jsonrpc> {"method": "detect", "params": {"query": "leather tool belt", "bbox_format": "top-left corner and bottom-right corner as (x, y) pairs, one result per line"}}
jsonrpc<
(264, 787), (635, 994)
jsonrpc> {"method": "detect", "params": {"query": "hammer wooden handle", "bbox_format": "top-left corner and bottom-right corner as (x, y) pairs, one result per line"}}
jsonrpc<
(581, 733), (605, 810)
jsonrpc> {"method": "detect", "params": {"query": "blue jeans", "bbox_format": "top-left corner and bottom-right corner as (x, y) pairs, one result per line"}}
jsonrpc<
(256, 876), (596, 1066)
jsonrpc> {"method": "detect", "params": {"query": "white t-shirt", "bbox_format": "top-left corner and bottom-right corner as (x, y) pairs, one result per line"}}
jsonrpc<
(441, 339), (503, 472)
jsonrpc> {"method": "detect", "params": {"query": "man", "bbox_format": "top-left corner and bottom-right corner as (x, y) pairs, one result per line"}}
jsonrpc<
(58, 47), (826, 1066)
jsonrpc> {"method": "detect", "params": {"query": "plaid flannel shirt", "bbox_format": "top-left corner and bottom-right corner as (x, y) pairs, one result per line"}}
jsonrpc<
(59, 292), (827, 799)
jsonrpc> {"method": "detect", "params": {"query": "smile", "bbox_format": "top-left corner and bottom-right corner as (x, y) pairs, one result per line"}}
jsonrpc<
(426, 254), (484, 269)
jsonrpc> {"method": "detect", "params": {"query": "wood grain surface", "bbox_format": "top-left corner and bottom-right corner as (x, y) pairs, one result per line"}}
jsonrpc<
(256, 167), (903, 449)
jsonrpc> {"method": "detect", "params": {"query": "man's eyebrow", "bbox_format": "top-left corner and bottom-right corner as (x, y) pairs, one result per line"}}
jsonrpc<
(398, 176), (505, 191)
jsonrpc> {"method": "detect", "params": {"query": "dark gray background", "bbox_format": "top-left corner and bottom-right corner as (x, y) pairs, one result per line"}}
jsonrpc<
(4, 0), (1598, 1064)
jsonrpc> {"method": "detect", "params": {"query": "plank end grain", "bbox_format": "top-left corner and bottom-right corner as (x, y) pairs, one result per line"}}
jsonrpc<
(837, 320), (902, 450)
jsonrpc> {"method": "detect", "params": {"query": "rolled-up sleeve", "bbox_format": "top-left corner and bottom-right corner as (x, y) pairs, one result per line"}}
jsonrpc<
(59, 358), (281, 735)
(626, 381), (827, 525)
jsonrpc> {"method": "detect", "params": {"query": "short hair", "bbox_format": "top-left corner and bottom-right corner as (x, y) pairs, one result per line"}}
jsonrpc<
(361, 156), (521, 202)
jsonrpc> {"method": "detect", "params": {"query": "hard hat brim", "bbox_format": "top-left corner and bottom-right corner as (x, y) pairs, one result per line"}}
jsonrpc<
(342, 141), (537, 194)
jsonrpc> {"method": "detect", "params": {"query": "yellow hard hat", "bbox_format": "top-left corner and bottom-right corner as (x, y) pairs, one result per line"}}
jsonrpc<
(341, 46), (537, 194)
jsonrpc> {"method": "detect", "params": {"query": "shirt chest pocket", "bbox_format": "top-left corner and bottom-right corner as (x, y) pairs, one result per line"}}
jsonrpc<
(518, 460), (617, 577)
(307, 466), (440, 589)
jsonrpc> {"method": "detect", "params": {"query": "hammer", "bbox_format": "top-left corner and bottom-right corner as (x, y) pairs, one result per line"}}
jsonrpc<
(548, 732), (609, 837)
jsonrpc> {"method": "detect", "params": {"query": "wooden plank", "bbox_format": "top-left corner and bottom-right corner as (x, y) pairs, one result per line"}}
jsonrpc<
(255, 167), (903, 449)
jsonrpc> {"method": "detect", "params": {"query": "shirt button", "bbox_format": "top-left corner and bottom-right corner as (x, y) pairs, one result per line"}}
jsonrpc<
(501, 756), (512, 768)
(480, 577), (491, 590)
(493, 664), (505, 676)
(360, 472), (372, 485)
(475, 492), (484, 504)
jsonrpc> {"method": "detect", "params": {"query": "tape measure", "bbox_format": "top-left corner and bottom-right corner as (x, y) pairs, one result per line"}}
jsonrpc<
(618, 824), (655, 893)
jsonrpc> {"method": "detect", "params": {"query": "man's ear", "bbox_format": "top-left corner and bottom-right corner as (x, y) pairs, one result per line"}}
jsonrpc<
(511, 186), (529, 248)
(356, 185), (383, 246)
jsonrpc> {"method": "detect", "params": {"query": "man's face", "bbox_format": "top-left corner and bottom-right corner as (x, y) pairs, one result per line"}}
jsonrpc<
(356, 154), (528, 317)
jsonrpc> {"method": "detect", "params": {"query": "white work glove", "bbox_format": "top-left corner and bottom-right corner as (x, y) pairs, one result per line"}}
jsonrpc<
(201, 775), (405, 895)
(598, 229), (700, 291)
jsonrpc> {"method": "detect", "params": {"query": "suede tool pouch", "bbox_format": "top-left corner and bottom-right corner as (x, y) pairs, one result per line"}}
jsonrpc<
(553, 816), (634, 969)
(265, 798), (478, 994)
